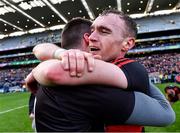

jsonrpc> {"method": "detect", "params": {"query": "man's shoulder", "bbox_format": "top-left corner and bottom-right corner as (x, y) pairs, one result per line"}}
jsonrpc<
(111, 57), (136, 68)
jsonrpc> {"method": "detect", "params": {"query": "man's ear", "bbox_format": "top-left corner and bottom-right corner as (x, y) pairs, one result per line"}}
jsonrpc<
(122, 37), (135, 52)
(83, 33), (90, 44)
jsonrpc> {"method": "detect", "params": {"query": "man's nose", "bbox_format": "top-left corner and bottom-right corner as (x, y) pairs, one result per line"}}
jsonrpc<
(89, 31), (98, 42)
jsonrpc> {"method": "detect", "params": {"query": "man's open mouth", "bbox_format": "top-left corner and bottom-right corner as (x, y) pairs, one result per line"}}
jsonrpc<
(89, 46), (100, 51)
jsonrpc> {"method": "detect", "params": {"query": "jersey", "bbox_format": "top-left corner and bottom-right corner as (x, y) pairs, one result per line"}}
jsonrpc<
(106, 57), (149, 132)
(112, 57), (150, 95)
(35, 57), (149, 132)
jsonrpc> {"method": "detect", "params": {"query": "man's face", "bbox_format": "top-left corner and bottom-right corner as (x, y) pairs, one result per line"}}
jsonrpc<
(88, 13), (127, 61)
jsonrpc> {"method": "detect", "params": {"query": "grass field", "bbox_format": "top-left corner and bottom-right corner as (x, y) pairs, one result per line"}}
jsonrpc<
(0, 83), (179, 132)
(0, 92), (33, 132)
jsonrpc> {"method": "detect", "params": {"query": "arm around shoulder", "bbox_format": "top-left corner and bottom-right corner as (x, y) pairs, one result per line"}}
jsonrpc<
(32, 59), (128, 88)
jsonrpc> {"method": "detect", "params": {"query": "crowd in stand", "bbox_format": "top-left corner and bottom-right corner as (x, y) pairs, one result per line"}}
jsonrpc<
(0, 67), (33, 93)
(134, 52), (180, 83)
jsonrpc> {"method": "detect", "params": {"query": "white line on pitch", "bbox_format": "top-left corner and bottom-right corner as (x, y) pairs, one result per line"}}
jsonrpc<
(0, 105), (28, 115)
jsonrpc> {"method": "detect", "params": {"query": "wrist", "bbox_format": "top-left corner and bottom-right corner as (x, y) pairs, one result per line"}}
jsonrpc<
(53, 48), (66, 60)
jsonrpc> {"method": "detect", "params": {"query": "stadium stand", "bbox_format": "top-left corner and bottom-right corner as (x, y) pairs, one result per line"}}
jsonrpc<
(0, 30), (61, 51)
(136, 13), (180, 33)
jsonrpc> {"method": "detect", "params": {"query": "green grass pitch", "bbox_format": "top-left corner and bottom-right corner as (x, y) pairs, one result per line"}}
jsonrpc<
(0, 83), (179, 132)
(0, 92), (33, 132)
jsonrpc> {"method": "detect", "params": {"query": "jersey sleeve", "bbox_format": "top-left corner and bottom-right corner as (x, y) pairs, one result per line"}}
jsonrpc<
(121, 61), (150, 95)
(125, 82), (175, 126)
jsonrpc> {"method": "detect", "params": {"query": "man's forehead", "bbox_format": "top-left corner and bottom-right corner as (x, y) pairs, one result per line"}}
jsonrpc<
(91, 14), (124, 29)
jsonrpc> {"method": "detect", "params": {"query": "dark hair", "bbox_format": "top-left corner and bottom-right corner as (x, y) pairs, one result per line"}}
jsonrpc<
(100, 9), (137, 38)
(164, 85), (174, 93)
(61, 17), (92, 49)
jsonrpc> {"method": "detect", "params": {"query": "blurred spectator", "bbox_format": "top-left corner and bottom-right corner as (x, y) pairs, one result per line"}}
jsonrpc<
(164, 85), (180, 105)
(3, 80), (10, 93)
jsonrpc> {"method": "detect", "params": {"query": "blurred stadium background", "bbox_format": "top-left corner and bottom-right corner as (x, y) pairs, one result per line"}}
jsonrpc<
(0, 0), (180, 132)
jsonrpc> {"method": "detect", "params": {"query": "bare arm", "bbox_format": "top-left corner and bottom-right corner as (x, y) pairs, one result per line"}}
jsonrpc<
(33, 43), (61, 61)
(32, 59), (128, 89)
(32, 44), (127, 88)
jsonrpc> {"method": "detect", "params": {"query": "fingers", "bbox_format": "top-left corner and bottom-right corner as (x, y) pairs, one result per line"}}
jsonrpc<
(68, 49), (86, 77)
(61, 51), (70, 70)
(84, 52), (94, 72)
(76, 51), (85, 77)
(61, 49), (84, 77)
(60, 49), (95, 77)
(68, 50), (77, 77)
